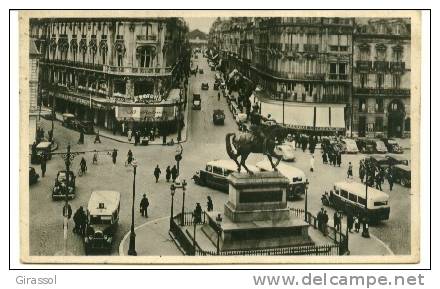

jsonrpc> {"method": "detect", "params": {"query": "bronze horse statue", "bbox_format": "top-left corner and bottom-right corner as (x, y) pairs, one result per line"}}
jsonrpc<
(226, 125), (284, 174)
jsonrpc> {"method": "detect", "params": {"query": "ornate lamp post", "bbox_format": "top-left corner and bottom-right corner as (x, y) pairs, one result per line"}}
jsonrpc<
(180, 179), (187, 226)
(215, 213), (222, 255)
(304, 179), (310, 222)
(170, 184), (176, 227)
(128, 160), (138, 256)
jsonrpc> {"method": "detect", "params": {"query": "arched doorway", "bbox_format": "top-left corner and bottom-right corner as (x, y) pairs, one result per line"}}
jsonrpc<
(387, 99), (405, 137)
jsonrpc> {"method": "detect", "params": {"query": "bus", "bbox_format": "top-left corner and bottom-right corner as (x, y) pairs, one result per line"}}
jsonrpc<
(322, 181), (390, 222)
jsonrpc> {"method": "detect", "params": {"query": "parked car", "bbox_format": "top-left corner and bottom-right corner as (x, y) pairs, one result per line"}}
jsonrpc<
(367, 154), (391, 170)
(392, 164), (411, 187)
(356, 138), (376, 154)
(382, 138), (404, 154)
(62, 113), (77, 129)
(31, 141), (52, 164)
(52, 170), (76, 200)
(213, 109), (225, 125)
(199, 68), (204, 74)
(340, 138), (359, 154)
(84, 190), (121, 255)
(77, 120), (95, 134)
(373, 139), (388, 154)
(273, 144), (296, 162)
(29, 167), (39, 185)
(201, 82), (209, 90)
(385, 154), (410, 166)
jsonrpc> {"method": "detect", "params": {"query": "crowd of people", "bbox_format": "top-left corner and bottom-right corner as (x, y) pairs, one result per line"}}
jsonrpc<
(359, 159), (395, 191)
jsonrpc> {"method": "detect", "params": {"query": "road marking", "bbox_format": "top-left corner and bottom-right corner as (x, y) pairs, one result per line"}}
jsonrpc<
(118, 216), (170, 256)
(370, 232), (395, 255)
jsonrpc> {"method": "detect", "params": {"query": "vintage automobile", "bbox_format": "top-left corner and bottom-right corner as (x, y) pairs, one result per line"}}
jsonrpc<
(382, 138), (404, 154)
(192, 94), (201, 110)
(29, 167), (39, 185)
(340, 138), (359, 154)
(62, 113), (77, 129)
(77, 120), (95, 134)
(31, 141), (53, 164)
(84, 190), (121, 254)
(373, 139), (388, 154)
(385, 154), (409, 167)
(367, 154), (391, 170)
(52, 170), (76, 200)
(273, 144), (296, 162)
(356, 138), (376, 154)
(201, 82), (209, 90)
(392, 164), (411, 187)
(199, 68), (204, 74)
(213, 109), (225, 125)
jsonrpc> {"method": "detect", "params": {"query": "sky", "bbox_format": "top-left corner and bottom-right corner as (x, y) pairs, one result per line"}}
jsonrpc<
(184, 17), (216, 34)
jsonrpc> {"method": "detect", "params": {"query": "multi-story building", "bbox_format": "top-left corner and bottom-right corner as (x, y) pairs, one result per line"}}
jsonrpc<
(29, 38), (41, 144)
(352, 18), (411, 138)
(30, 17), (190, 136)
(188, 29), (208, 51)
(210, 17), (354, 134)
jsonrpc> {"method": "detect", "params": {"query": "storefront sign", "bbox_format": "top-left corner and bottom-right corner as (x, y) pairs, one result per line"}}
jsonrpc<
(137, 94), (163, 103)
(57, 92), (90, 107)
(115, 106), (140, 119)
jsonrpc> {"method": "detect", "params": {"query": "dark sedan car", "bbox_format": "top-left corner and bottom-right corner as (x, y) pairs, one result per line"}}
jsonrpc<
(393, 164), (411, 187)
(213, 109), (225, 125)
(382, 138), (404, 154)
(201, 82), (209, 90)
(385, 154), (409, 166)
(356, 138), (376, 154)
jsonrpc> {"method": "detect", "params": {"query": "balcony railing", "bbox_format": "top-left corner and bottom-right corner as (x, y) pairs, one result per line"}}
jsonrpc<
(103, 65), (173, 76)
(373, 61), (389, 72)
(356, 60), (372, 72)
(328, 73), (349, 81)
(42, 59), (104, 72)
(389, 61), (406, 73)
(136, 35), (158, 42)
(354, 87), (410, 96)
(303, 44), (319, 53)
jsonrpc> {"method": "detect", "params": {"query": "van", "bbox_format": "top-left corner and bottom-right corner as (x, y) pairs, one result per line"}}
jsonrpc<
(192, 159), (258, 193)
(256, 160), (306, 200)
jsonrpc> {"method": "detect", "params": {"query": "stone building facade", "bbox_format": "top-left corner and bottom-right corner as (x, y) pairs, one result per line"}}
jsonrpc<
(30, 17), (190, 135)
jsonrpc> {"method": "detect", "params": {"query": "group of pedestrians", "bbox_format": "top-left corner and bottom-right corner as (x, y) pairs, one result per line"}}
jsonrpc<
(322, 149), (342, 167)
(359, 160), (394, 191)
(295, 134), (318, 154)
(153, 164), (179, 183)
(317, 208), (329, 235)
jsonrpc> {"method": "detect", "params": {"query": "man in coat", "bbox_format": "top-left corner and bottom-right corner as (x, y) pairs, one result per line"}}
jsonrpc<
(165, 166), (171, 182)
(387, 168), (394, 191)
(154, 165), (161, 183)
(111, 149), (117, 165)
(171, 165), (178, 182)
(140, 194), (149, 218)
(40, 152), (47, 177)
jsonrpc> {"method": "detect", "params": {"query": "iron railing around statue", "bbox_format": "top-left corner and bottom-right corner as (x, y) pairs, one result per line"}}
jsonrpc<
(290, 208), (349, 255)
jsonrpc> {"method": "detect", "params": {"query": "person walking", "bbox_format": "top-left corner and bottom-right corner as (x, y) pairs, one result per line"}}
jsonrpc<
(375, 170), (383, 190)
(194, 203), (202, 224)
(165, 166), (171, 182)
(218, 91), (221, 101)
(207, 196), (213, 212)
(337, 152), (342, 167)
(322, 210), (329, 236)
(92, 150), (98, 164)
(309, 154), (315, 172)
(347, 162), (353, 179)
(354, 216), (360, 233)
(127, 149), (133, 165)
(40, 153), (47, 177)
(317, 208), (323, 232)
(73, 207), (82, 234)
(112, 149), (117, 165)
(154, 165), (161, 183)
(94, 130), (101, 144)
(80, 157), (87, 175)
(171, 165), (178, 182)
(387, 168), (394, 191)
(127, 128), (133, 142)
(77, 129), (84, 144)
(347, 214), (354, 233)
(333, 211), (340, 231)
(359, 161), (365, 183)
(140, 194), (149, 217)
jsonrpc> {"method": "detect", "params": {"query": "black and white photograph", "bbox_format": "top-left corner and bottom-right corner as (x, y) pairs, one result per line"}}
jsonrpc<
(18, 10), (421, 264)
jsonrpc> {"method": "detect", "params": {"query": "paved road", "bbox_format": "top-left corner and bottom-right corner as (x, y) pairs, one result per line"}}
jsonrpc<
(29, 54), (411, 256)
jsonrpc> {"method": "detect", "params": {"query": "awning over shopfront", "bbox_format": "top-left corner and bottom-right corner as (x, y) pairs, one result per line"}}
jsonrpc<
(259, 101), (346, 131)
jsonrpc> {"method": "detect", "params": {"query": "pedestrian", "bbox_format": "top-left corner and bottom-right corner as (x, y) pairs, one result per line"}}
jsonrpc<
(127, 149), (133, 165)
(77, 130), (84, 144)
(154, 164), (161, 183)
(40, 153), (47, 177)
(76, 206), (87, 236)
(317, 208), (323, 232)
(218, 91), (221, 101)
(309, 154), (315, 172)
(387, 168), (394, 191)
(354, 216), (361, 233)
(92, 150), (98, 164)
(48, 129), (53, 143)
(194, 203), (202, 224)
(165, 166), (171, 182)
(337, 152), (342, 167)
(322, 151), (327, 164)
(94, 130), (101, 144)
(127, 128), (132, 142)
(80, 157), (87, 175)
(347, 214), (354, 233)
(359, 162), (365, 183)
(333, 211), (340, 231)
(207, 196), (213, 212)
(322, 210), (329, 236)
(112, 149), (117, 165)
(375, 170), (383, 190)
(140, 194), (149, 217)
(347, 162), (353, 179)
(73, 207), (81, 234)
(171, 165), (178, 182)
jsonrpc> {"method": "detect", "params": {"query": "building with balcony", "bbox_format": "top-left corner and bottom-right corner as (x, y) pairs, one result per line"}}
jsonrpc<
(352, 18), (411, 137)
(30, 17), (190, 136)
(29, 38), (41, 144)
(209, 17), (354, 134)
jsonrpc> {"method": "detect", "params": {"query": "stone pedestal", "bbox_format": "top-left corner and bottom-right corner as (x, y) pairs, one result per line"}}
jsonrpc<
(202, 171), (313, 251)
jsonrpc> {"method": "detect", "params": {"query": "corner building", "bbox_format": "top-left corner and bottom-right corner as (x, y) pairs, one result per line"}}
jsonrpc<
(30, 17), (190, 135)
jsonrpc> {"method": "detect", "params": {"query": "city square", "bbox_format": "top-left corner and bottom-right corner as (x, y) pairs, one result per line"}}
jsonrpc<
(26, 15), (414, 259)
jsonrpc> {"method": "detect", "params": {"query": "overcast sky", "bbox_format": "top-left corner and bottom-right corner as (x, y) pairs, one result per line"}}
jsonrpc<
(185, 17), (216, 34)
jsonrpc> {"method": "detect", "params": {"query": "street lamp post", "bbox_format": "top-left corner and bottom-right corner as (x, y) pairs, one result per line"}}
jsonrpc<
(128, 160), (138, 256)
(170, 184), (176, 227)
(180, 179), (187, 226)
(304, 179), (309, 222)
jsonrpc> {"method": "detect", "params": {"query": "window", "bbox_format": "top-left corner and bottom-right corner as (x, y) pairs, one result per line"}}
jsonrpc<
(330, 46), (339, 52)
(330, 63), (337, 74)
(358, 197), (367, 206)
(348, 193), (357, 203)
(375, 98), (384, 112)
(376, 74), (384, 89)
(340, 190), (348, 199)
(376, 48), (386, 61)
(359, 98), (366, 112)
(392, 49), (403, 62)
(206, 165), (212, 172)
(375, 117), (384, 131)
(392, 75), (401, 89)
(212, 166), (223, 175)
(374, 201), (388, 206)
(360, 74), (368, 88)
(224, 169), (234, 176)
